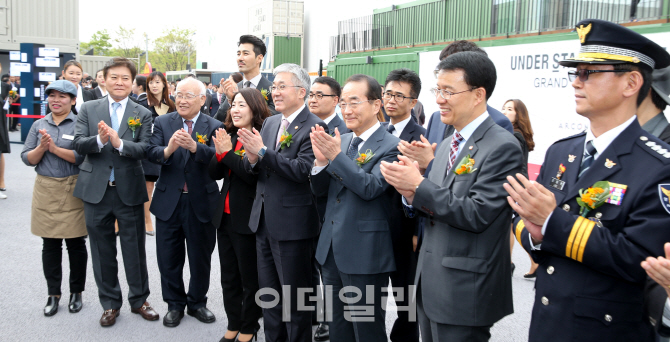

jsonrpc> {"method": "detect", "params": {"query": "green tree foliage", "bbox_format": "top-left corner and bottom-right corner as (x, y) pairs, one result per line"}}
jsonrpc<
(151, 28), (196, 72)
(79, 30), (112, 55)
(79, 27), (196, 73)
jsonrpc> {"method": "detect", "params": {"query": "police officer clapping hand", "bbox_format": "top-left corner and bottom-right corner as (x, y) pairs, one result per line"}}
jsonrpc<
(642, 243), (670, 297)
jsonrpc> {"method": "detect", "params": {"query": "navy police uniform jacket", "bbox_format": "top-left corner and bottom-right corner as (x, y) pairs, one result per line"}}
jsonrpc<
(514, 120), (670, 342)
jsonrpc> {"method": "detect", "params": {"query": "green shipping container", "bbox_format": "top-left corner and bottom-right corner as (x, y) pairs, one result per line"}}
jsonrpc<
(274, 36), (302, 68)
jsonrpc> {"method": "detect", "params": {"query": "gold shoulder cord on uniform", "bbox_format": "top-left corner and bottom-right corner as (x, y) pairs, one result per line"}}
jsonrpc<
(515, 220), (525, 245)
(566, 217), (596, 262)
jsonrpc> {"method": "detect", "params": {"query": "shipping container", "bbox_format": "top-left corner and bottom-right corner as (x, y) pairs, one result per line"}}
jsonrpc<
(249, 0), (304, 70)
(79, 55), (114, 76)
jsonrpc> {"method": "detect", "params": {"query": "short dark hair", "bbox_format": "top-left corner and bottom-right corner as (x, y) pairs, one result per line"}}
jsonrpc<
(175, 78), (182, 82)
(345, 74), (382, 101)
(439, 40), (487, 61)
(84, 76), (93, 82)
(313, 76), (342, 98)
(96, 69), (103, 77)
(225, 88), (271, 135)
(1, 74), (8, 82)
(651, 88), (668, 111)
(238, 35), (267, 57)
(613, 63), (652, 107)
(103, 57), (137, 80)
(385, 68), (421, 99)
(436, 51), (497, 100)
(135, 75), (147, 92)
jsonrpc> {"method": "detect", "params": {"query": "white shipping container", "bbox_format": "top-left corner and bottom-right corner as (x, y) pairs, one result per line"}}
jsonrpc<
(249, 0), (304, 37)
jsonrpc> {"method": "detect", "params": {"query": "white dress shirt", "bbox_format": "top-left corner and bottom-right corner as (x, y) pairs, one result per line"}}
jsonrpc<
(243, 74), (263, 89)
(388, 116), (411, 138)
(323, 113), (338, 125)
(96, 96), (130, 152)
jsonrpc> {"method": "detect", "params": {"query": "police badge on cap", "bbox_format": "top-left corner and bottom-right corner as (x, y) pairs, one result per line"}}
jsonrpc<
(560, 19), (670, 70)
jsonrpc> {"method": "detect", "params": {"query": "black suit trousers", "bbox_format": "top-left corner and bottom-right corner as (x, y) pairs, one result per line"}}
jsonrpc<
(256, 208), (314, 342)
(84, 185), (149, 310)
(217, 213), (262, 334)
(156, 193), (216, 311)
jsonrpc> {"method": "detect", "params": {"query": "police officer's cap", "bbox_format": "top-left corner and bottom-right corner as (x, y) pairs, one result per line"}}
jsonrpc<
(559, 19), (670, 70)
(45, 80), (77, 97)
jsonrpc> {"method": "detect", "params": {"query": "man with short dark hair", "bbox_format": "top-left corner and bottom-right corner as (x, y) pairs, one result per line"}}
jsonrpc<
(382, 68), (425, 342)
(382, 51), (523, 342)
(506, 19), (670, 342)
(215, 35), (277, 122)
(73, 57), (159, 327)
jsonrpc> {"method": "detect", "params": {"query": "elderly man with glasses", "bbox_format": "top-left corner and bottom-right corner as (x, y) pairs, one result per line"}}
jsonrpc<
(146, 77), (224, 328)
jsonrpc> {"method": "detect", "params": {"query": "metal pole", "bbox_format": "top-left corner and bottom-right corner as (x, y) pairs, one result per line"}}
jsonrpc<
(144, 33), (149, 66)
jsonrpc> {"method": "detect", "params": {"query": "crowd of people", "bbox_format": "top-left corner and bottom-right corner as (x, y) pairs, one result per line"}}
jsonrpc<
(4, 18), (670, 342)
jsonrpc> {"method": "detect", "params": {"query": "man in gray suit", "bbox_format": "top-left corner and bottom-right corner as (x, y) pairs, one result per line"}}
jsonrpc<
(381, 52), (523, 341)
(310, 74), (400, 342)
(73, 58), (159, 327)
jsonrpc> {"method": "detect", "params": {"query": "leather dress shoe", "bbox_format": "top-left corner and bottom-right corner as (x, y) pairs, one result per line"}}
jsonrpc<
(131, 301), (159, 321)
(314, 322), (329, 341)
(163, 310), (184, 327)
(44, 296), (59, 316)
(68, 293), (82, 313)
(187, 307), (216, 323)
(100, 309), (120, 327)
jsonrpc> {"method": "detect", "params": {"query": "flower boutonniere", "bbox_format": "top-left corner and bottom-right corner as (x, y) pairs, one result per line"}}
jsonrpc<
(234, 149), (246, 159)
(196, 132), (209, 144)
(453, 154), (477, 175)
(260, 88), (270, 102)
(127, 116), (142, 138)
(279, 128), (293, 150)
(355, 149), (375, 167)
(576, 181), (611, 217)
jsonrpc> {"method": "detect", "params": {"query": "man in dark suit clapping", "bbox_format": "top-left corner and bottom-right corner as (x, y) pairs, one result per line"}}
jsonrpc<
(238, 63), (325, 342)
(382, 52), (523, 341)
(310, 74), (400, 342)
(146, 77), (222, 328)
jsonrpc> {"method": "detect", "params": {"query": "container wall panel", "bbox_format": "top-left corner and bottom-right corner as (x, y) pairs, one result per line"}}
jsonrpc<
(79, 56), (114, 76)
(273, 36), (302, 68)
(11, 0), (78, 46)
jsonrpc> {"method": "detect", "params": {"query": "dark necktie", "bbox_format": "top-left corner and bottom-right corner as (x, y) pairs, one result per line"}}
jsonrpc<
(346, 137), (364, 160)
(183, 120), (193, 192)
(244, 81), (251, 88)
(578, 140), (597, 178)
(387, 124), (395, 134)
(448, 132), (464, 171)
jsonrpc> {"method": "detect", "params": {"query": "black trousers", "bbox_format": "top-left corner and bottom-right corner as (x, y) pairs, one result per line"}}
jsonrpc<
(84, 185), (150, 310)
(256, 211), (314, 342)
(389, 226), (420, 342)
(311, 236), (326, 325)
(217, 213), (261, 334)
(321, 247), (390, 342)
(156, 193), (216, 311)
(42, 237), (88, 296)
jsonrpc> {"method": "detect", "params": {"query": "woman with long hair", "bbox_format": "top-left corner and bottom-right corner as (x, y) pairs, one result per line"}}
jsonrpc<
(502, 99), (537, 278)
(61, 60), (95, 113)
(208, 88), (269, 342)
(138, 71), (176, 235)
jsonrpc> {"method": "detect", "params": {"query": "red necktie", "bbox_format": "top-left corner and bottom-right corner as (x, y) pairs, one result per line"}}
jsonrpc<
(448, 132), (464, 171)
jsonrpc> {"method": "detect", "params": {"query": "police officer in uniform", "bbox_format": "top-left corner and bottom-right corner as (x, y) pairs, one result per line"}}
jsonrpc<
(504, 19), (670, 342)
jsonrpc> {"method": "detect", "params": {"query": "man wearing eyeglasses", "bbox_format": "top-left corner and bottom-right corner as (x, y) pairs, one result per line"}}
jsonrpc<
(380, 51), (523, 342)
(237, 63), (326, 342)
(146, 77), (223, 328)
(381, 68), (425, 342)
(505, 19), (670, 342)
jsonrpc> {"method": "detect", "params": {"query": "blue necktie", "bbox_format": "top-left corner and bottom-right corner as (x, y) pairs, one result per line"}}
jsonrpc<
(578, 140), (597, 178)
(109, 102), (121, 183)
(346, 137), (364, 160)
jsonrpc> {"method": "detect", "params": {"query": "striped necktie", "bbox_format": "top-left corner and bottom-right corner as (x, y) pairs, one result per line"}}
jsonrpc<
(578, 140), (597, 178)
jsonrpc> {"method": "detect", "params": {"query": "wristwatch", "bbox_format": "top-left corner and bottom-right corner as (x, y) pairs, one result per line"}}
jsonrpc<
(257, 146), (267, 159)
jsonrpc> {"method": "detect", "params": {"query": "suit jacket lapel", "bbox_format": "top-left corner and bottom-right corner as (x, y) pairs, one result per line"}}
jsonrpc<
(333, 133), (354, 194)
(276, 107), (308, 152)
(547, 137), (584, 204)
(358, 125), (386, 157)
(117, 100), (139, 138)
(443, 118), (492, 188)
(399, 119), (418, 142)
(267, 114), (281, 151)
(99, 99), (112, 128)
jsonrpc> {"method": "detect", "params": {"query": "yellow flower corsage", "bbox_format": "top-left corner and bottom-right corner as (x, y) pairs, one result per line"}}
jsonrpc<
(453, 154), (477, 175)
(127, 116), (142, 138)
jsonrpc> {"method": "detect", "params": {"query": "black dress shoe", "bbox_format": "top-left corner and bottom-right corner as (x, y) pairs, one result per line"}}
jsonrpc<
(44, 296), (59, 316)
(219, 333), (238, 342)
(68, 293), (83, 313)
(314, 322), (329, 341)
(163, 310), (184, 327)
(187, 307), (216, 323)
